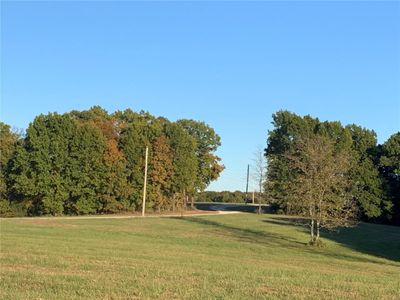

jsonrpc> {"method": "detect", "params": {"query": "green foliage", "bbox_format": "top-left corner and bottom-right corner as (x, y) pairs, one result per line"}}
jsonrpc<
(346, 125), (391, 219)
(4, 107), (223, 216)
(166, 123), (198, 193)
(265, 111), (323, 211)
(9, 114), (76, 215)
(379, 132), (400, 225)
(0, 199), (12, 216)
(265, 111), (395, 223)
(67, 124), (106, 215)
(0, 122), (19, 201)
(283, 134), (356, 243)
(380, 132), (400, 174)
(177, 119), (224, 192)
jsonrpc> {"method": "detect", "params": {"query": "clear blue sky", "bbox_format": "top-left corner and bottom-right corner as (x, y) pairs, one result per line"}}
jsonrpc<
(1, 1), (399, 191)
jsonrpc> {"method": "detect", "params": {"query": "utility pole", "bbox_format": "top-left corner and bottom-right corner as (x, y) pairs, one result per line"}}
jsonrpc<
(259, 172), (263, 214)
(245, 164), (249, 204)
(142, 146), (149, 217)
(252, 191), (255, 204)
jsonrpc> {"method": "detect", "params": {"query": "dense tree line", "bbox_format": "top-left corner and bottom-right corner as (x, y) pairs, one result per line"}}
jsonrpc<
(0, 106), (224, 216)
(265, 111), (400, 225)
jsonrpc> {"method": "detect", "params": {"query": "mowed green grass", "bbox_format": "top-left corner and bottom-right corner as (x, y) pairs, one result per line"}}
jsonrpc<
(1, 213), (399, 299)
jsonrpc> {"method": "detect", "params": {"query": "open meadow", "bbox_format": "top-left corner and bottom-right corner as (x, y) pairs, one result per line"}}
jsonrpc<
(1, 212), (399, 299)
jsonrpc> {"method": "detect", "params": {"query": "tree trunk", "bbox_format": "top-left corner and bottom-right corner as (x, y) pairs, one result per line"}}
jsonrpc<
(183, 190), (187, 210)
(310, 218), (314, 242)
(316, 221), (320, 241)
(191, 196), (194, 209)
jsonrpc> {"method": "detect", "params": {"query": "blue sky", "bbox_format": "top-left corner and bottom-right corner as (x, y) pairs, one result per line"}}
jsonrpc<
(1, 1), (399, 191)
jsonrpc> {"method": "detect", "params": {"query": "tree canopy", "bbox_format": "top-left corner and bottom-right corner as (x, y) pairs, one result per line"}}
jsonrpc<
(265, 110), (398, 225)
(2, 107), (224, 216)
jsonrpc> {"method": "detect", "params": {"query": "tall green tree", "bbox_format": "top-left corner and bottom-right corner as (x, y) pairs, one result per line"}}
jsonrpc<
(68, 106), (132, 213)
(265, 111), (391, 222)
(9, 113), (107, 215)
(119, 121), (151, 209)
(67, 124), (106, 214)
(0, 122), (19, 215)
(9, 114), (76, 215)
(166, 123), (198, 210)
(265, 111), (320, 211)
(177, 119), (224, 206)
(379, 132), (400, 224)
(346, 125), (391, 220)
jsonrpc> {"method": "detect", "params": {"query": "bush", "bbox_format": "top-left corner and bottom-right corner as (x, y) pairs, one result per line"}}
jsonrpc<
(0, 200), (29, 217)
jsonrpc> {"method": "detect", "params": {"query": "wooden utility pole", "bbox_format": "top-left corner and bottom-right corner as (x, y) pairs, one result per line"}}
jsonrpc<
(259, 172), (263, 214)
(142, 146), (149, 217)
(245, 164), (250, 203)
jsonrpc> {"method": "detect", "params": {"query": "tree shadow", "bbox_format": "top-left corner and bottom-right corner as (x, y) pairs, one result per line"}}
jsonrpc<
(174, 216), (391, 266)
(172, 216), (304, 250)
(264, 216), (400, 264)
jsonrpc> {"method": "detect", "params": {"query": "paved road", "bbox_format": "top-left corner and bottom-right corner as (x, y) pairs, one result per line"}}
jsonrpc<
(208, 204), (243, 211)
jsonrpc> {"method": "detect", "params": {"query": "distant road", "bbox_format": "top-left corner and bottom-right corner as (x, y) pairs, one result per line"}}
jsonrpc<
(195, 202), (269, 213)
(209, 204), (244, 211)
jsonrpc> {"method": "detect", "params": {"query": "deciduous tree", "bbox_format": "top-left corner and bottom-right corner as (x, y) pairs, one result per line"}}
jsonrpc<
(285, 134), (356, 244)
(379, 133), (400, 224)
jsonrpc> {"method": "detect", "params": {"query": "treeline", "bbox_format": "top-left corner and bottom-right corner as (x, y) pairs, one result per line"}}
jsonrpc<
(0, 106), (224, 216)
(197, 191), (263, 203)
(265, 111), (400, 225)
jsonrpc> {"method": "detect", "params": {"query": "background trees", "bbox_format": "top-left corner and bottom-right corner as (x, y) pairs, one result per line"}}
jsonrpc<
(3, 107), (224, 216)
(148, 136), (174, 212)
(166, 123), (198, 211)
(177, 119), (225, 207)
(10, 114), (77, 215)
(265, 110), (398, 225)
(346, 125), (390, 219)
(378, 133), (400, 225)
(2, 107), (397, 225)
(0, 122), (19, 215)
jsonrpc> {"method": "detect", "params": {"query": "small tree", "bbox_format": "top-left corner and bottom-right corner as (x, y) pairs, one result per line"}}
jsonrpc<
(252, 146), (267, 213)
(286, 134), (357, 245)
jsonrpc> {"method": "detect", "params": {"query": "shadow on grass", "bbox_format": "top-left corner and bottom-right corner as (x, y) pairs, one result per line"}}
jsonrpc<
(173, 216), (305, 250)
(264, 217), (400, 264)
(174, 216), (390, 266)
(173, 215), (399, 266)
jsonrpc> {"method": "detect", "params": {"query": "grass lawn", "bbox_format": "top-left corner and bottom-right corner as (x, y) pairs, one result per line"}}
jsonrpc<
(1, 213), (399, 299)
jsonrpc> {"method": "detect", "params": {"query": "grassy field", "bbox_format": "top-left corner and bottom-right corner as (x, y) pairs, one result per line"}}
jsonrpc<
(1, 213), (399, 299)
